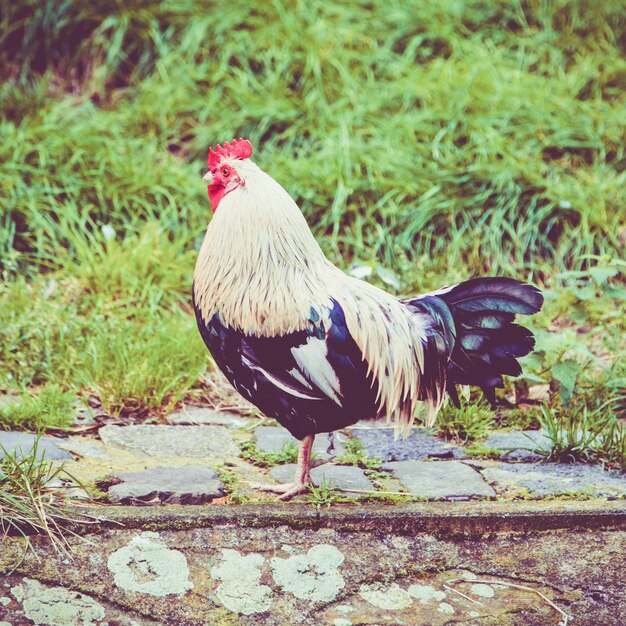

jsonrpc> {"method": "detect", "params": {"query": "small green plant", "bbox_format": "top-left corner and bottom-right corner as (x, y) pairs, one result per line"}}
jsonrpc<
(240, 440), (299, 468)
(305, 480), (336, 508)
(495, 407), (542, 431)
(337, 438), (382, 469)
(537, 404), (626, 470)
(215, 465), (250, 504)
(463, 443), (503, 460)
(437, 401), (495, 443)
(0, 441), (94, 558)
(305, 478), (358, 508)
(364, 469), (391, 481)
(597, 421), (626, 472)
(360, 492), (422, 504)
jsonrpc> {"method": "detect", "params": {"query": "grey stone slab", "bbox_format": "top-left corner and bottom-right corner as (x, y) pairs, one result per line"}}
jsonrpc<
(98, 424), (239, 459)
(484, 430), (551, 461)
(383, 460), (496, 500)
(57, 437), (110, 460)
(254, 426), (345, 460)
(349, 419), (396, 429)
(108, 465), (224, 504)
(352, 428), (465, 462)
(166, 406), (251, 428)
(0, 431), (72, 461)
(481, 462), (626, 498)
(268, 464), (374, 492)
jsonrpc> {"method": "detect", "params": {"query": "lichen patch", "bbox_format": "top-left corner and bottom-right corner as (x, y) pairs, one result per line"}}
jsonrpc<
(438, 602), (455, 614)
(471, 583), (495, 598)
(211, 549), (272, 615)
(407, 584), (446, 604)
(10, 578), (106, 626)
(358, 583), (413, 610)
(107, 531), (193, 597)
(271, 544), (345, 603)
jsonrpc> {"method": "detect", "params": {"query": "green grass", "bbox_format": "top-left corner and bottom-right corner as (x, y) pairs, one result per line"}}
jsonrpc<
(338, 437), (382, 469)
(437, 399), (496, 442)
(0, 0), (624, 464)
(0, 385), (74, 432)
(538, 404), (626, 470)
(240, 440), (299, 468)
(0, 443), (94, 557)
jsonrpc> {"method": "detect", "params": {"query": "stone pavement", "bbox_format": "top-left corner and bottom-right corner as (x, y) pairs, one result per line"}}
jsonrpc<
(2, 408), (626, 504)
(2, 406), (626, 625)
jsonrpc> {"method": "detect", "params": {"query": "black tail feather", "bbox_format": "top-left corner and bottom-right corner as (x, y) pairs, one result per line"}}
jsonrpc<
(436, 277), (543, 405)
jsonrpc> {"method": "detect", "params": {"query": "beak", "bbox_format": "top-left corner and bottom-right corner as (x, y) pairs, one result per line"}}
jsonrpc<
(202, 171), (213, 182)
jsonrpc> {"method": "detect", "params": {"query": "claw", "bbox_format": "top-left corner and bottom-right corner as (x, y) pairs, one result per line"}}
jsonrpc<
(251, 482), (295, 494)
(249, 434), (315, 501)
(276, 482), (311, 500)
(251, 481), (312, 500)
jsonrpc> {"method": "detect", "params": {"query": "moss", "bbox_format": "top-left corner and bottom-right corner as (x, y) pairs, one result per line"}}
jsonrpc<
(337, 438), (383, 470)
(239, 440), (298, 468)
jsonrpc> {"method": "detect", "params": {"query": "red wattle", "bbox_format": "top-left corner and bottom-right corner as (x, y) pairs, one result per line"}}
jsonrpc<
(208, 183), (225, 212)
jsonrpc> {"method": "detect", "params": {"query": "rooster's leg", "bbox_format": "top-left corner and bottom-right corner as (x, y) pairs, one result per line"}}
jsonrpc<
(252, 434), (314, 500)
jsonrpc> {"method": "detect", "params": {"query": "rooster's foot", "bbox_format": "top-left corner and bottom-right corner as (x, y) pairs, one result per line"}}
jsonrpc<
(251, 481), (311, 500)
(250, 434), (315, 500)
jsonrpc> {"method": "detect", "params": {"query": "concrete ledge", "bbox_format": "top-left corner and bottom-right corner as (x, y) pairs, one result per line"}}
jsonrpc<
(2, 501), (626, 625)
(75, 499), (626, 536)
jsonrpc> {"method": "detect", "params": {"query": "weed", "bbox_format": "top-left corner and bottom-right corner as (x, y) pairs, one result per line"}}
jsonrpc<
(437, 401), (495, 443)
(537, 405), (626, 470)
(337, 438), (382, 469)
(215, 465), (250, 504)
(305, 480), (337, 508)
(0, 441), (95, 558)
(360, 492), (424, 504)
(304, 478), (358, 508)
(463, 444), (503, 460)
(494, 407), (542, 431)
(240, 440), (299, 468)
(364, 469), (391, 481)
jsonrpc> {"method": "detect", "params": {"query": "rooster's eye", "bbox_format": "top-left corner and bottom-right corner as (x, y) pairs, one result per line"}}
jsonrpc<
(221, 167), (230, 177)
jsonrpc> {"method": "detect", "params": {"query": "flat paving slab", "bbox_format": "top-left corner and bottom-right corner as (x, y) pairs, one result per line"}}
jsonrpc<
(166, 406), (251, 428)
(108, 465), (225, 505)
(268, 464), (374, 492)
(352, 428), (465, 461)
(99, 424), (239, 460)
(383, 460), (496, 499)
(0, 430), (72, 461)
(480, 461), (626, 497)
(59, 436), (111, 460)
(254, 426), (345, 460)
(484, 429), (551, 461)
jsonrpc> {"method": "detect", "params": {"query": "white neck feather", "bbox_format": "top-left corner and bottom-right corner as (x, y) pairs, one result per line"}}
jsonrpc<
(193, 161), (335, 335)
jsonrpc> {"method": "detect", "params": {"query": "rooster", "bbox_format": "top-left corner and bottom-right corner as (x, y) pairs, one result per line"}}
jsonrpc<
(193, 139), (543, 499)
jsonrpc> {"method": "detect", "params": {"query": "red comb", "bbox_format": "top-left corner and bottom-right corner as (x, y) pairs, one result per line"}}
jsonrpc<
(208, 138), (253, 170)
